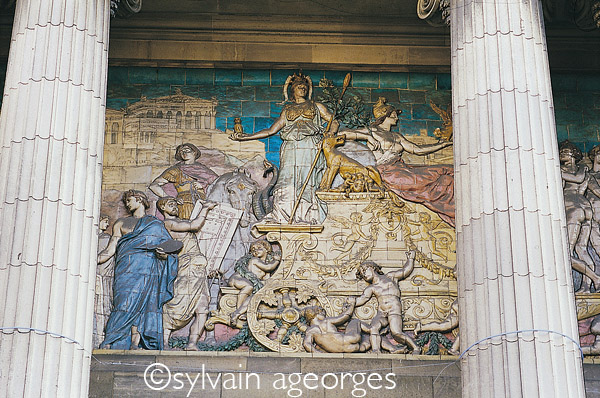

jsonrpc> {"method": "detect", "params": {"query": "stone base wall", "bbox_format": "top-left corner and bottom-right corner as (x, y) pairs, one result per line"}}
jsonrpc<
(89, 351), (600, 397)
(89, 351), (461, 398)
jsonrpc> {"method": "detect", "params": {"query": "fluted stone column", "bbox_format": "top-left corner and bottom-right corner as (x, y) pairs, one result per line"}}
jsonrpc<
(451, 0), (586, 397)
(0, 1), (110, 397)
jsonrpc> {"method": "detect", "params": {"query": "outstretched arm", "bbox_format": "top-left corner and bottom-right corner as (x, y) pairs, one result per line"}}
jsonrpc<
(339, 128), (381, 151)
(251, 252), (282, 274)
(230, 113), (286, 141)
(329, 298), (356, 326)
(415, 313), (458, 334)
(148, 176), (169, 198)
(415, 300), (459, 335)
(355, 286), (373, 307)
(387, 250), (416, 281)
(398, 134), (452, 156)
(164, 202), (217, 233)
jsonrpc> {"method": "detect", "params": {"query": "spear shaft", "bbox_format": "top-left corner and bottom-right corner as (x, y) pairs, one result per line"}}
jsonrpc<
(288, 73), (352, 224)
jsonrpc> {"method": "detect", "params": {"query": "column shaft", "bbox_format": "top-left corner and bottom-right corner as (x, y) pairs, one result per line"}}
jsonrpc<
(451, 0), (586, 396)
(0, 1), (110, 397)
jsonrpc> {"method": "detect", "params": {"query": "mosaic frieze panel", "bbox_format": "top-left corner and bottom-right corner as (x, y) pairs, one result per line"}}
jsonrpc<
(95, 68), (459, 355)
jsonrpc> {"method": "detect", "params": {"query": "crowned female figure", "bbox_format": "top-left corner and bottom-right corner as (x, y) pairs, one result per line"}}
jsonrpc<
(342, 97), (454, 226)
(230, 72), (338, 224)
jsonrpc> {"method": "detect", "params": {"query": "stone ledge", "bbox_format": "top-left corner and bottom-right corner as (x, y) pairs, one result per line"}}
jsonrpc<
(89, 352), (600, 397)
(90, 352), (461, 398)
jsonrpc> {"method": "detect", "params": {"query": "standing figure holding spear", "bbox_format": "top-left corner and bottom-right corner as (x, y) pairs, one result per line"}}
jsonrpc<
(229, 72), (344, 224)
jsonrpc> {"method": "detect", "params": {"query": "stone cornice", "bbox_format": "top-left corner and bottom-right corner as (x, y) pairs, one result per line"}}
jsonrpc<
(1, 3), (598, 72)
(107, 14), (451, 71)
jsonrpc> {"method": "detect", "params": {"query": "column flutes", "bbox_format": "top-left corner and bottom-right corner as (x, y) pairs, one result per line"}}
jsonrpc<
(0, 1), (110, 397)
(451, 0), (586, 396)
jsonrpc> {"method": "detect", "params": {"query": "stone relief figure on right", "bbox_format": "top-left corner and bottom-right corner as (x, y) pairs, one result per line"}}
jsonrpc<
(585, 145), (600, 275)
(559, 142), (600, 357)
(558, 140), (600, 291)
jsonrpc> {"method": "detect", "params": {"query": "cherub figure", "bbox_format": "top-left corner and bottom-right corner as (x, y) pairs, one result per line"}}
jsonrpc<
(227, 240), (281, 324)
(355, 251), (421, 354)
(407, 212), (453, 261)
(333, 172), (382, 197)
(302, 299), (405, 353)
(303, 299), (371, 353)
(330, 212), (371, 253)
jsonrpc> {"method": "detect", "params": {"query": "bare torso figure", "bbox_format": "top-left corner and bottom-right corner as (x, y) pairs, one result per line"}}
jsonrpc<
(355, 251), (421, 354)
(585, 146), (600, 284)
(303, 299), (372, 353)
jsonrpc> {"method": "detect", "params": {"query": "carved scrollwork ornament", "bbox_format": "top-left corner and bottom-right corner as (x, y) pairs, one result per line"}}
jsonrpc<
(110, 0), (142, 19)
(416, 0), (450, 26)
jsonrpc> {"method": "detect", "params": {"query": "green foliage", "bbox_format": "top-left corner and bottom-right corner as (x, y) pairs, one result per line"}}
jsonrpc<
(415, 331), (454, 355)
(317, 78), (371, 129)
(280, 325), (305, 345)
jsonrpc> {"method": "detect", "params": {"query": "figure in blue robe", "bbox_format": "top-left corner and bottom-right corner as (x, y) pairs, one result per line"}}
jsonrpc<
(100, 215), (177, 350)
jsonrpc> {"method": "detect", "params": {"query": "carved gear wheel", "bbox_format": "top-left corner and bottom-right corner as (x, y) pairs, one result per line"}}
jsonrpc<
(247, 279), (333, 352)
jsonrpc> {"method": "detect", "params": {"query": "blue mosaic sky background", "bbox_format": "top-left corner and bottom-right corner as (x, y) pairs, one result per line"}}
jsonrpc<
(1, 66), (599, 164)
(103, 68), (453, 167)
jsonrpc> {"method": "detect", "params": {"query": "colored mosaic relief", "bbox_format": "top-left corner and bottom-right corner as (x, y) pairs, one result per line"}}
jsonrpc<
(90, 67), (600, 356)
(96, 68), (458, 354)
(545, 75), (600, 356)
